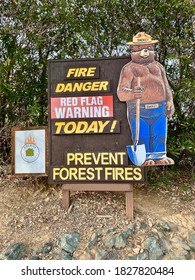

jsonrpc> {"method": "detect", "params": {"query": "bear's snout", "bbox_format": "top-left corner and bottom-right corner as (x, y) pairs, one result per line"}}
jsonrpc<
(140, 49), (149, 57)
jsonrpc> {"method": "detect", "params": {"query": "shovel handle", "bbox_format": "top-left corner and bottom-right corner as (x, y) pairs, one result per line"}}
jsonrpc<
(135, 77), (141, 142)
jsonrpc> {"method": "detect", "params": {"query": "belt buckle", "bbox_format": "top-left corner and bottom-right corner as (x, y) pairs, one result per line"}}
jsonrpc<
(145, 104), (159, 109)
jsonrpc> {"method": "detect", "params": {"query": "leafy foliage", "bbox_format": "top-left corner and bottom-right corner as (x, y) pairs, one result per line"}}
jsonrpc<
(0, 0), (194, 166)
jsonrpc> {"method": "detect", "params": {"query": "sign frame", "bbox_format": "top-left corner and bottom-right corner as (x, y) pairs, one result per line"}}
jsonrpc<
(48, 56), (146, 184)
(11, 126), (48, 176)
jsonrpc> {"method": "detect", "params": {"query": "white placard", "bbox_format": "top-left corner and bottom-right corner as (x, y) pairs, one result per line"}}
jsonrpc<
(12, 127), (47, 175)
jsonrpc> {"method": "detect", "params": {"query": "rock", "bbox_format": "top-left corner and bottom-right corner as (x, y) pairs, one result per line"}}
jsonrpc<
(2, 211), (194, 261)
(102, 228), (132, 250)
(104, 250), (119, 260)
(4, 243), (26, 260)
(95, 248), (119, 260)
(103, 234), (116, 249)
(57, 232), (80, 253)
(100, 227), (117, 235)
(188, 231), (195, 252)
(125, 255), (137, 260)
(150, 245), (164, 260)
(51, 249), (63, 260)
(30, 256), (42, 260)
(122, 224), (136, 238)
(140, 221), (147, 230)
(171, 236), (191, 251)
(163, 249), (191, 260)
(61, 251), (73, 260)
(37, 242), (53, 254)
(136, 251), (149, 260)
(159, 238), (172, 254)
(143, 234), (164, 260)
(95, 249), (108, 260)
(126, 250), (149, 260)
(85, 232), (98, 250)
(42, 242), (53, 254)
(156, 220), (175, 232)
(115, 233), (127, 249)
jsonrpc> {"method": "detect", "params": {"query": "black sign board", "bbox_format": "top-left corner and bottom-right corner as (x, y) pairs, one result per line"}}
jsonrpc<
(48, 56), (145, 184)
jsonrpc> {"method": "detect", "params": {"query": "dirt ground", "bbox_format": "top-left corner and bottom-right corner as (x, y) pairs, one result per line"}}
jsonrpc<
(0, 168), (194, 258)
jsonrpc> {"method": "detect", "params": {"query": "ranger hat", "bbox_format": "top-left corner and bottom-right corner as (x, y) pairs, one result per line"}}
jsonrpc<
(127, 32), (158, 45)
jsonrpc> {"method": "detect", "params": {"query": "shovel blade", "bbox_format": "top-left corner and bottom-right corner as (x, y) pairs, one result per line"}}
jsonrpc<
(126, 144), (146, 166)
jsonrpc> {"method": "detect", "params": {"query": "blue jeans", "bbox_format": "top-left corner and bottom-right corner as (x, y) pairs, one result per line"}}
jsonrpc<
(126, 100), (167, 160)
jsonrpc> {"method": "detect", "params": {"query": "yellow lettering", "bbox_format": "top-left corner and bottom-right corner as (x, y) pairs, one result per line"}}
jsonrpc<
(99, 81), (109, 91)
(98, 120), (110, 133)
(67, 153), (75, 165)
(92, 153), (101, 165)
(54, 81), (109, 93)
(64, 83), (72, 92)
(75, 121), (89, 133)
(115, 168), (125, 180)
(64, 121), (77, 134)
(101, 153), (109, 165)
(78, 168), (86, 180)
(82, 82), (92, 91)
(83, 153), (92, 165)
(86, 122), (98, 133)
(79, 68), (87, 77)
(74, 153), (84, 165)
(55, 122), (65, 134)
(66, 67), (96, 78)
(52, 166), (143, 182)
(87, 67), (96, 76)
(133, 168), (142, 180)
(73, 82), (83, 92)
(105, 167), (113, 180)
(67, 68), (76, 77)
(86, 168), (95, 180)
(66, 152), (127, 166)
(91, 81), (100, 91)
(109, 153), (118, 165)
(125, 167), (133, 180)
(69, 168), (78, 180)
(117, 152), (126, 165)
(55, 84), (64, 92)
(60, 168), (69, 180)
(53, 168), (60, 180)
(95, 167), (103, 180)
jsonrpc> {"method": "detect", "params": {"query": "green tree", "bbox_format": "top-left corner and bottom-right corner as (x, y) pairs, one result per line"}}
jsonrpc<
(0, 0), (194, 165)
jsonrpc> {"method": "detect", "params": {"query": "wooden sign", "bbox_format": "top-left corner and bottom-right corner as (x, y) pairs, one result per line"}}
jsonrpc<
(12, 127), (48, 176)
(48, 57), (146, 184)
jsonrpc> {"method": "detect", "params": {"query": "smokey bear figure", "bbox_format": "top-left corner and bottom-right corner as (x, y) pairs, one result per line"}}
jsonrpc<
(117, 32), (175, 166)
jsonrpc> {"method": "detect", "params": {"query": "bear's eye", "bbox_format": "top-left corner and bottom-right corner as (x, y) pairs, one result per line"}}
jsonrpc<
(147, 46), (154, 50)
(131, 46), (141, 52)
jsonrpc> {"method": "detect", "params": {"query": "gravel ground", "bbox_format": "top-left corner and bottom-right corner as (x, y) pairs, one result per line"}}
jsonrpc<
(0, 170), (194, 259)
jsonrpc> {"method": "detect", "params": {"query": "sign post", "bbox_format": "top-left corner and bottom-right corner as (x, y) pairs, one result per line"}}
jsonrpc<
(48, 56), (146, 218)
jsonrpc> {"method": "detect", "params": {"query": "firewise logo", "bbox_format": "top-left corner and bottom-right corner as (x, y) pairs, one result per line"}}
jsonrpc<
(21, 134), (40, 163)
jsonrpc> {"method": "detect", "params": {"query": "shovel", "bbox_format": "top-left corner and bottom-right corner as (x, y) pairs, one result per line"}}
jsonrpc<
(126, 77), (146, 166)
